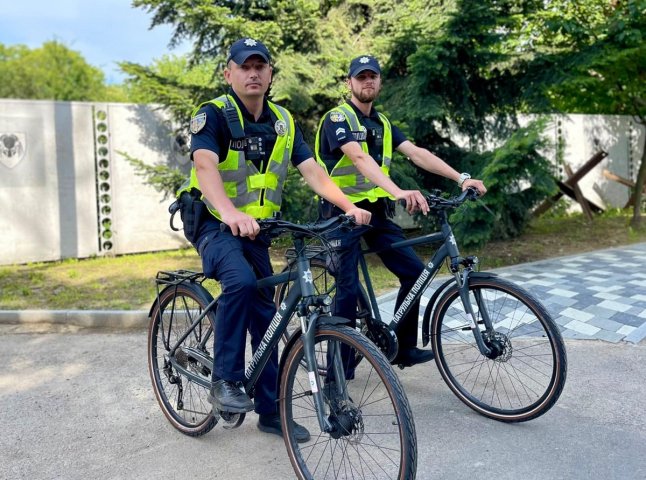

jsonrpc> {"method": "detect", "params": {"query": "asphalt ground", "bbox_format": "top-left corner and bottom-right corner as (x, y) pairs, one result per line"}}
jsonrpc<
(0, 323), (644, 480)
(1, 243), (645, 479)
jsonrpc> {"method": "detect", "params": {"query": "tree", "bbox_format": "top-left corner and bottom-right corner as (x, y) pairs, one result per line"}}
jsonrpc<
(134, 1), (636, 242)
(0, 41), (116, 101)
(517, 0), (646, 227)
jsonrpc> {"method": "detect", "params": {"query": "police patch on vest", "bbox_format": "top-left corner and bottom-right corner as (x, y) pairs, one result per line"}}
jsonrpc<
(274, 120), (287, 136)
(329, 112), (346, 123)
(190, 113), (207, 134)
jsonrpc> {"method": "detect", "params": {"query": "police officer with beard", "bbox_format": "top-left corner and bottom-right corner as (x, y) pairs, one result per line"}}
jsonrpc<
(316, 55), (486, 369)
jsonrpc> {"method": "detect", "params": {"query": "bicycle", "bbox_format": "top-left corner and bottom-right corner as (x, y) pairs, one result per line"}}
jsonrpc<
(276, 188), (568, 423)
(147, 215), (417, 480)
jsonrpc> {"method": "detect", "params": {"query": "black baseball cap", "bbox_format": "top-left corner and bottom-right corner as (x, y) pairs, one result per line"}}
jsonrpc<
(348, 55), (381, 77)
(227, 38), (271, 64)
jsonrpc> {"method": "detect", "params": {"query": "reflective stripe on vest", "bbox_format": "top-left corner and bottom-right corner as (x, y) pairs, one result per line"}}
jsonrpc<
(181, 95), (294, 219)
(315, 102), (393, 203)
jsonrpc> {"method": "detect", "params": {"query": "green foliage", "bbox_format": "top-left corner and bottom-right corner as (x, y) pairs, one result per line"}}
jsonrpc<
(449, 120), (557, 247)
(0, 41), (115, 101)
(125, 0), (643, 237)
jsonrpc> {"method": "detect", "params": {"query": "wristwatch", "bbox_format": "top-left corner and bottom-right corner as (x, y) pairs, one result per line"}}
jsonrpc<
(457, 172), (471, 187)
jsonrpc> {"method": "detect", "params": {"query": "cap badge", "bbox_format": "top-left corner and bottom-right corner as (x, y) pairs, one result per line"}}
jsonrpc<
(244, 38), (258, 47)
(274, 120), (287, 136)
(329, 112), (346, 123)
(190, 113), (207, 134)
(359, 56), (370, 64)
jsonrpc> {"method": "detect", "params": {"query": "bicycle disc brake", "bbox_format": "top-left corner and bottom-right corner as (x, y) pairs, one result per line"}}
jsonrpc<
(363, 320), (398, 361)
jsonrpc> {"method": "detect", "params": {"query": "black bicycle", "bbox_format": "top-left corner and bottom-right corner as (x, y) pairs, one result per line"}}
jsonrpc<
(276, 188), (567, 423)
(147, 215), (417, 479)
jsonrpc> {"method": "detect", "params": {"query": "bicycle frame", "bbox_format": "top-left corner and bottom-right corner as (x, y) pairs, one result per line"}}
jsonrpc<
(357, 208), (494, 356)
(158, 234), (341, 432)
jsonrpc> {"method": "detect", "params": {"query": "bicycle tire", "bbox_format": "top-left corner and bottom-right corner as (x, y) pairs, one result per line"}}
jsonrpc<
(280, 325), (417, 480)
(431, 276), (567, 422)
(148, 282), (218, 436)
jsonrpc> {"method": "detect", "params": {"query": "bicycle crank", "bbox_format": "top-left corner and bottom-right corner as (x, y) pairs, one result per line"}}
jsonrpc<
(363, 321), (398, 361)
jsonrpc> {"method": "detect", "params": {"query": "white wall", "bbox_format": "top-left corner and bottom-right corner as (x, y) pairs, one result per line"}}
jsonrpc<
(0, 99), (643, 265)
(0, 100), (189, 265)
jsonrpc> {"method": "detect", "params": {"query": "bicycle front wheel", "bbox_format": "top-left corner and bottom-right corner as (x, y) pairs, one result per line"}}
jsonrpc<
(148, 283), (217, 436)
(280, 325), (417, 480)
(431, 277), (567, 422)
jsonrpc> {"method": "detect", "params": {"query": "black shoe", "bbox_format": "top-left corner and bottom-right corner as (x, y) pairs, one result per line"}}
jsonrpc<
(207, 380), (254, 413)
(392, 347), (434, 367)
(258, 413), (311, 443)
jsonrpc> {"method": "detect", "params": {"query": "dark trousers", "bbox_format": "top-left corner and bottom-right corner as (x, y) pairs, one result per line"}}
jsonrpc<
(326, 212), (425, 353)
(195, 218), (278, 415)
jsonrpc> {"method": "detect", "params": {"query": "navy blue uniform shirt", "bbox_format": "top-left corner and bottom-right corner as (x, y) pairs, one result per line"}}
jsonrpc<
(190, 91), (312, 169)
(318, 100), (407, 173)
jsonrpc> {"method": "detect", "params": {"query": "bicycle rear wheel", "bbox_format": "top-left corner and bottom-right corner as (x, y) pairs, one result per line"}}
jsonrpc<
(280, 325), (417, 479)
(148, 282), (217, 436)
(431, 276), (567, 422)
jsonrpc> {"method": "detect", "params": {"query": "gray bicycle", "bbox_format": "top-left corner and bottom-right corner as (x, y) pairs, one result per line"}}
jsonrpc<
(147, 215), (417, 480)
(276, 188), (567, 423)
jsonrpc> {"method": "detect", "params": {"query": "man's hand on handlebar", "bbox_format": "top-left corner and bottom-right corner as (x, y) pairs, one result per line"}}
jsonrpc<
(462, 178), (487, 196)
(395, 189), (430, 216)
(346, 207), (372, 225)
(221, 210), (260, 239)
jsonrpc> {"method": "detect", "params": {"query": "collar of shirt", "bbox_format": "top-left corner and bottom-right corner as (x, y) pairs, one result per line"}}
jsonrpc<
(347, 99), (379, 121)
(228, 90), (273, 124)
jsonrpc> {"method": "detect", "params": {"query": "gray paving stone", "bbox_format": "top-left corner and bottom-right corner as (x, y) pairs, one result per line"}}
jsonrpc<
(624, 322), (646, 343)
(593, 330), (626, 343)
(609, 313), (645, 328)
(582, 304), (620, 319)
(587, 317), (627, 332)
(374, 242), (646, 344)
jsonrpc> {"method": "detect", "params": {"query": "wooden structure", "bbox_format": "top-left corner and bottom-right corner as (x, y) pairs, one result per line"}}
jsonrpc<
(534, 150), (608, 219)
(602, 169), (645, 209)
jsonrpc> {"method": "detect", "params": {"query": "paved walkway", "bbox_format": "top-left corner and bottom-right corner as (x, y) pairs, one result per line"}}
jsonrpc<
(377, 242), (646, 344)
(1, 243), (645, 345)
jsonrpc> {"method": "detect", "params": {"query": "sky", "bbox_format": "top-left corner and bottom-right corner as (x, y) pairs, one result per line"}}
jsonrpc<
(0, 0), (190, 84)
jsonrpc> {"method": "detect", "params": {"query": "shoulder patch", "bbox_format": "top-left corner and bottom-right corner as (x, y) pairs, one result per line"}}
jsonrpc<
(329, 111), (346, 123)
(190, 112), (207, 134)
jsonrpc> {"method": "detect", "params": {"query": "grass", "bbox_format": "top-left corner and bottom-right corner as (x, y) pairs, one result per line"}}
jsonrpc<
(1, 211), (644, 311)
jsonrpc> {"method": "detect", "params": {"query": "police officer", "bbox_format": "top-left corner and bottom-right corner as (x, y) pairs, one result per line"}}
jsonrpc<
(184, 39), (371, 442)
(316, 55), (486, 368)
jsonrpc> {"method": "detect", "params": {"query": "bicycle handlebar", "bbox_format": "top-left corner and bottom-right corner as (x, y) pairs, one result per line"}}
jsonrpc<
(425, 186), (479, 210)
(219, 214), (357, 238)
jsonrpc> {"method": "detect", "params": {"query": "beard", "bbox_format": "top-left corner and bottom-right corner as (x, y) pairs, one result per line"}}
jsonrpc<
(352, 86), (380, 104)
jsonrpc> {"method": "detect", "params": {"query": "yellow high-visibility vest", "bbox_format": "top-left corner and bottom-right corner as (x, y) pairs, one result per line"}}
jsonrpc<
(315, 102), (393, 203)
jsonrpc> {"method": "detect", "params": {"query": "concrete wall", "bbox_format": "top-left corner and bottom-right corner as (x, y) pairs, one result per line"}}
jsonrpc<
(0, 100), (189, 265)
(0, 99), (644, 265)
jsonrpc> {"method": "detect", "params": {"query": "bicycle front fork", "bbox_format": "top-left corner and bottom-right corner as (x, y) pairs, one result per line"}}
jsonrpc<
(300, 313), (335, 433)
(456, 269), (493, 357)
